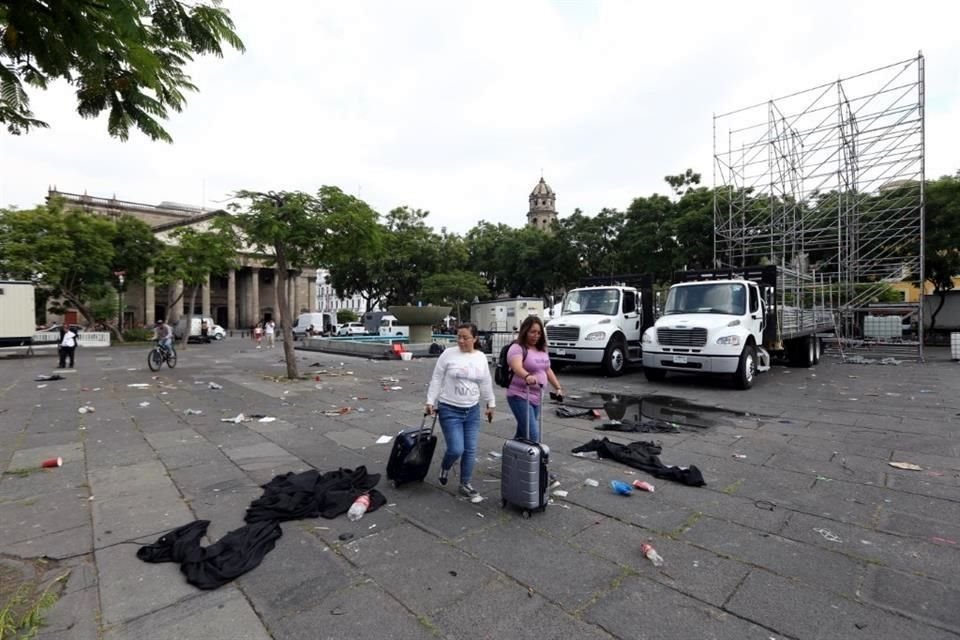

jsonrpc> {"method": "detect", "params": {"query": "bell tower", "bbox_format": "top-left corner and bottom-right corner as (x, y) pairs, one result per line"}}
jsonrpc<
(527, 177), (557, 231)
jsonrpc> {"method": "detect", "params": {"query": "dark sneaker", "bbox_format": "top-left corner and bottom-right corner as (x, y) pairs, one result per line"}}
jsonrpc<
(439, 468), (449, 486)
(458, 483), (479, 498)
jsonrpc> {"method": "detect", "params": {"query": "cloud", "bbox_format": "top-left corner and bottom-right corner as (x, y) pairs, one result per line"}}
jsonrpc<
(1, 0), (956, 234)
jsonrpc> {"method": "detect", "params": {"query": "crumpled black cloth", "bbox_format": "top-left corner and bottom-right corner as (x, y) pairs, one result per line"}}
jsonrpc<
(137, 467), (386, 589)
(571, 438), (706, 487)
(555, 406), (601, 419)
(137, 520), (282, 590)
(245, 466), (386, 523)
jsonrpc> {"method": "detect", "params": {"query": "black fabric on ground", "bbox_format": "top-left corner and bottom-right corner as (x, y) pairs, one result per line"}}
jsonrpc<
(594, 420), (679, 434)
(137, 466), (386, 589)
(555, 406), (601, 419)
(571, 438), (706, 486)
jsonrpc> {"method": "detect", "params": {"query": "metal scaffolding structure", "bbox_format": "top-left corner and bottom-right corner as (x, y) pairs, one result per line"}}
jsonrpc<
(713, 54), (925, 360)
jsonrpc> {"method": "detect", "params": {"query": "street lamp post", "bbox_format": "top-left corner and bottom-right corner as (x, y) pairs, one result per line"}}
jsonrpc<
(114, 271), (126, 332)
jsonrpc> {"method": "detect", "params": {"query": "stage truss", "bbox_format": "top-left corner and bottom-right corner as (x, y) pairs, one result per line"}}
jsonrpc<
(713, 54), (925, 360)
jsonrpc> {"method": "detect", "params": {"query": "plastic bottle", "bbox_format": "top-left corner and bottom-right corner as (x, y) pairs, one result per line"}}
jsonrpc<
(632, 480), (655, 493)
(641, 543), (664, 567)
(347, 494), (371, 521)
(610, 480), (633, 496)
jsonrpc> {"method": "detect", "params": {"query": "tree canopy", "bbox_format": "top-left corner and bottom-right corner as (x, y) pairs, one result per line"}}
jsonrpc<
(0, 0), (244, 140)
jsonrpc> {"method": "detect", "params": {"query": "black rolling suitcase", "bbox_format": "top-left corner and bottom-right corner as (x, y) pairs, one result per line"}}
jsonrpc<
(387, 413), (438, 487)
(501, 386), (550, 517)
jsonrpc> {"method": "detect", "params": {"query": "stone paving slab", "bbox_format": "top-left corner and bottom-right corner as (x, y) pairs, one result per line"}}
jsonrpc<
(2, 341), (959, 639)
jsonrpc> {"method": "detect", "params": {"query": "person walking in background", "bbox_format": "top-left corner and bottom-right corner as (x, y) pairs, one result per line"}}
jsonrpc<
(506, 316), (563, 486)
(254, 322), (263, 349)
(58, 325), (78, 369)
(264, 319), (276, 348)
(425, 323), (495, 500)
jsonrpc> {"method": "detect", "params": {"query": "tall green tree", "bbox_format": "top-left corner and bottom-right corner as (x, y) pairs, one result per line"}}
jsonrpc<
(421, 271), (488, 323)
(0, 0), (244, 140)
(231, 188), (380, 379)
(0, 201), (158, 334)
(924, 173), (960, 335)
(153, 219), (238, 348)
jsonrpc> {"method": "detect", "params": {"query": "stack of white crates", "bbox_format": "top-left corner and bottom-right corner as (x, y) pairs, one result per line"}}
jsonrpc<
(951, 332), (960, 361)
(863, 315), (902, 340)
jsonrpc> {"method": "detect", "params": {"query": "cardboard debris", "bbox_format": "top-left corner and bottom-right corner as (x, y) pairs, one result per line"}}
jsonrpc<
(888, 461), (923, 471)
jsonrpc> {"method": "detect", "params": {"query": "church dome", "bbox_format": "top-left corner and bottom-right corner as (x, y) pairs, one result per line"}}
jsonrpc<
(530, 177), (554, 197)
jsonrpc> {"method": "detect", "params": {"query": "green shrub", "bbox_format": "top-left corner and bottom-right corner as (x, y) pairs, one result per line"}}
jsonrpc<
(122, 327), (154, 342)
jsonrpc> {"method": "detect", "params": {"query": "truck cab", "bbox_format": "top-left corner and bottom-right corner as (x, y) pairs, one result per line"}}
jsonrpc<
(545, 275), (653, 376)
(642, 266), (829, 389)
(378, 314), (409, 337)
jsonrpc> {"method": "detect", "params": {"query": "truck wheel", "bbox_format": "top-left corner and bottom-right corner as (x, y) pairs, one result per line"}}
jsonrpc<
(602, 337), (627, 377)
(644, 367), (666, 382)
(797, 336), (815, 368)
(734, 345), (756, 389)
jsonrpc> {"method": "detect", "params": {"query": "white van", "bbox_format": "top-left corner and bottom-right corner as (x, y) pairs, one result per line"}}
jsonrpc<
(292, 312), (336, 339)
(378, 314), (409, 337)
(174, 316), (225, 342)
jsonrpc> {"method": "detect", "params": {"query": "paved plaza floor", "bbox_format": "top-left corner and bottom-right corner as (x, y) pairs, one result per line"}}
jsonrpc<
(1, 339), (958, 639)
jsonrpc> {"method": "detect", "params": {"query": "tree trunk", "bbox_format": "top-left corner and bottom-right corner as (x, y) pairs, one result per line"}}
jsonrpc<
(179, 286), (199, 350)
(926, 289), (947, 341)
(274, 250), (299, 379)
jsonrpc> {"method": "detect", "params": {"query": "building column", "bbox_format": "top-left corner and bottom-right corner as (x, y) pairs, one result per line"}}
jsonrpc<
(170, 280), (184, 323)
(272, 269), (281, 322)
(289, 272), (298, 317)
(227, 268), (237, 330)
(202, 274), (211, 318)
(250, 267), (260, 326)
(145, 267), (155, 326)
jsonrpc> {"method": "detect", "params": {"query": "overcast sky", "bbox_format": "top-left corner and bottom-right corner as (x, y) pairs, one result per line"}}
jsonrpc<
(1, 0), (957, 234)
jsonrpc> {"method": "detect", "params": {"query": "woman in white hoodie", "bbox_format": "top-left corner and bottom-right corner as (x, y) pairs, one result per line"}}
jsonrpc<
(425, 323), (495, 499)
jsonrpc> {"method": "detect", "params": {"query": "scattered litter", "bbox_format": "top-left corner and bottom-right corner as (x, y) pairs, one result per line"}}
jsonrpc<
(368, 523), (377, 529)
(931, 537), (956, 545)
(380, 376), (400, 384)
(488, 451), (502, 459)
(78, 405), (95, 414)
(221, 413), (248, 424)
(257, 417), (276, 423)
(386, 386), (403, 391)
(208, 382), (223, 390)
(632, 480), (655, 493)
(35, 374), (65, 381)
(888, 462), (923, 471)
(184, 409), (203, 415)
(338, 533), (354, 541)
(583, 478), (599, 487)
(553, 490), (569, 498)
(815, 475), (832, 482)
(139, 401), (151, 407)
(36, 384), (47, 389)
(41, 457), (63, 468)
(919, 389), (934, 394)
(323, 407), (352, 417)
(127, 383), (150, 388)
(754, 500), (776, 511)
(375, 435), (393, 444)
(732, 454), (747, 459)
(475, 512), (484, 518)
(470, 495), (484, 504)
(814, 527), (842, 543)
(884, 392), (901, 397)
(573, 451), (599, 459)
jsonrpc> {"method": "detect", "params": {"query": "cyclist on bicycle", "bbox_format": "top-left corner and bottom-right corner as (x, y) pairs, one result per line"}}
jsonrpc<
(154, 319), (174, 354)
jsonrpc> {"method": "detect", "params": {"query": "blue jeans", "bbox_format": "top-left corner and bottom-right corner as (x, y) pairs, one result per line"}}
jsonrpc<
(507, 394), (541, 442)
(437, 402), (480, 485)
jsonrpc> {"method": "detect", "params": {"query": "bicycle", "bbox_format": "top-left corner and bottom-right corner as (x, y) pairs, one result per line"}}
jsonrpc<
(147, 342), (177, 371)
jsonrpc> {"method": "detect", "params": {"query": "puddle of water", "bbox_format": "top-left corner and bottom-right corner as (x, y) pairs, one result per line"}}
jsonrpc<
(571, 392), (750, 433)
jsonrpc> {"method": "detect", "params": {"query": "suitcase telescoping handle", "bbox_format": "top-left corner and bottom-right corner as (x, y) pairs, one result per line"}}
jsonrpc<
(525, 383), (543, 443)
(419, 411), (438, 437)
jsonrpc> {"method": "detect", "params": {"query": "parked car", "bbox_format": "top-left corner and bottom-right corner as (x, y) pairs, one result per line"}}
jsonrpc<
(174, 316), (225, 342)
(336, 322), (366, 337)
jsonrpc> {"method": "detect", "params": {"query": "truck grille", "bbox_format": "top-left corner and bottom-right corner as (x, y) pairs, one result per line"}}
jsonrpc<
(547, 326), (579, 343)
(657, 327), (707, 347)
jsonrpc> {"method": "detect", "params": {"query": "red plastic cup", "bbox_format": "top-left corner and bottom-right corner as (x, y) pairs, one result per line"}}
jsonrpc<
(42, 457), (63, 468)
(632, 480), (655, 493)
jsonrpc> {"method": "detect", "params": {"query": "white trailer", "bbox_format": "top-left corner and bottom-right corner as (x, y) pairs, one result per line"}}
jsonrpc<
(0, 281), (36, 348)
(471, 297), (544, 332)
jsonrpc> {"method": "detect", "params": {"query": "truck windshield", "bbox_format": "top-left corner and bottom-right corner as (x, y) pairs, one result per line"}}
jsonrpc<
(664, 283), (746, 315)
(561, 288), (620, 315)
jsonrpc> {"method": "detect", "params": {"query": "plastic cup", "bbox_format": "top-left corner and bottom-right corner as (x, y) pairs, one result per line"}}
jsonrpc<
(42, 457), (63, 468)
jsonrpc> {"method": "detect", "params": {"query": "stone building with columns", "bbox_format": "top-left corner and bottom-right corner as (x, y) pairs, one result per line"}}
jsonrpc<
(45, 189), (317, 330)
